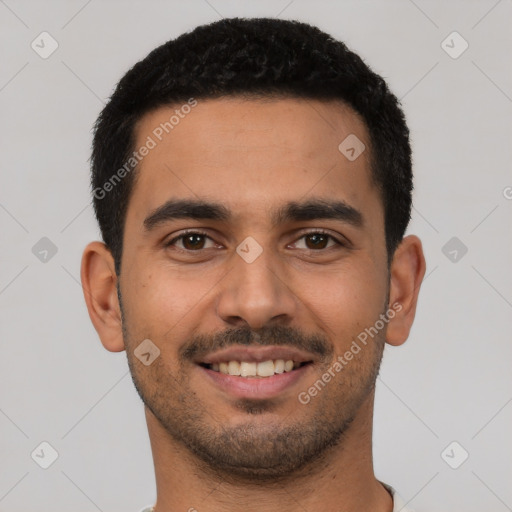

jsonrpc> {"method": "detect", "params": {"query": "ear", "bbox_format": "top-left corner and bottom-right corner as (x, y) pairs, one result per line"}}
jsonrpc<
(80, 241), (125, 352)
(386, 235), (426, 346)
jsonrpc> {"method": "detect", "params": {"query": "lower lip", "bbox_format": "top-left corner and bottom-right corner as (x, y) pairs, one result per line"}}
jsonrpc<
(198, 364), (312, 400)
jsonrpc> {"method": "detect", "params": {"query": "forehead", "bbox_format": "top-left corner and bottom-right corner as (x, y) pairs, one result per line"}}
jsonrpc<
(127, 97), (380, 231)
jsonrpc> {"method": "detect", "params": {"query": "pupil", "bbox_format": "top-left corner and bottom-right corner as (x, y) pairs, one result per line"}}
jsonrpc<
(185, 235), (204, 249)
(308, 234), (327, 249)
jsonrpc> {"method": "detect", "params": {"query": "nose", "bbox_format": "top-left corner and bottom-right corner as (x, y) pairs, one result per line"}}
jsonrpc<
(215, 245), (298, 330)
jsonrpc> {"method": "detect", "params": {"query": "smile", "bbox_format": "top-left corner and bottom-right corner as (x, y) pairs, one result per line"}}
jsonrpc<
(200, 359), (310, 378)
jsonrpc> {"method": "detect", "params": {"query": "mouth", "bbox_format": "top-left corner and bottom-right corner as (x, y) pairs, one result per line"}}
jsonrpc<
(194, 346), (316, 399)
(199, 359), (312, 377)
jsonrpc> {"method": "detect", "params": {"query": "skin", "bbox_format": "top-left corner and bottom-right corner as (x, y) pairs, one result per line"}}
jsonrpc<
(81, 97), (426, 512)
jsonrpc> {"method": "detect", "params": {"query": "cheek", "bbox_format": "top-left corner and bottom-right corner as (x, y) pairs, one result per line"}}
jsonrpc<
(299, 260), (388, 346)
(123, 260), (219, 340)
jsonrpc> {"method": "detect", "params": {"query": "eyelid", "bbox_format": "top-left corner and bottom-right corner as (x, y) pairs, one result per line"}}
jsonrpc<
(290, 228), (348, 250)
(165, 229), (215, 248)
(165, 228), (349, 251)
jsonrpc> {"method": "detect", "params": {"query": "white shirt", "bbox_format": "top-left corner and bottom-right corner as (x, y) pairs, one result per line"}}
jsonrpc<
(382, 482), (414, 511)
(139, 482), (414, 512)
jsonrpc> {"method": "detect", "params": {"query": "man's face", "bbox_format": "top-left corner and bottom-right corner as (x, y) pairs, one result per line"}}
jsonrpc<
(119, 97), (390, 479)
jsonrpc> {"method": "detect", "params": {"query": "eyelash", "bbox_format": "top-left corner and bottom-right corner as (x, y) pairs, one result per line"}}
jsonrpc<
(164, 229), (345, 253)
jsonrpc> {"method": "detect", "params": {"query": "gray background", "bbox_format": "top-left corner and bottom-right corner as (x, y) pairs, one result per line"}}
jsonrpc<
(1, 0), (511, 511)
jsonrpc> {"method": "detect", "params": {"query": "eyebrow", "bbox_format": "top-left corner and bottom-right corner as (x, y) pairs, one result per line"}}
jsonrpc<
(143, 197), (363, 232)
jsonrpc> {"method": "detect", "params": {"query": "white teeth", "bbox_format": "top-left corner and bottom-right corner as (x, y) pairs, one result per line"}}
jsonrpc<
(274, 359), (285, 374)
(228, 361), (241, 376)
(257, 360), (275, 377)
(240, 361), (257, 377)
(208, 359), (302, 377)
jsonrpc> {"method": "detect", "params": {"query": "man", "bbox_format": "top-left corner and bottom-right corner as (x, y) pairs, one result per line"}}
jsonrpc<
(81, 17), (426, 512)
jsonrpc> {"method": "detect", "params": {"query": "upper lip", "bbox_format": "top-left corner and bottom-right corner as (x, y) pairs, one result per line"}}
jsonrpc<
(197, 346), (317, 365)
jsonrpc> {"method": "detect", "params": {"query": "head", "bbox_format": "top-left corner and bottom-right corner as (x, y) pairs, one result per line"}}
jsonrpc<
(82, 17), (425, 480)
(91, 17), (413, 275)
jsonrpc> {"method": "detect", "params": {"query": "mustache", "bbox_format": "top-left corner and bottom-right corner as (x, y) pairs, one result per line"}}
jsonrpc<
(180, 324), (333, 362)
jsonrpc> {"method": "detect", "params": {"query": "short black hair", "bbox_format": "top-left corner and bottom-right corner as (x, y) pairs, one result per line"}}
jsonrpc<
(91, 17), (412, 276)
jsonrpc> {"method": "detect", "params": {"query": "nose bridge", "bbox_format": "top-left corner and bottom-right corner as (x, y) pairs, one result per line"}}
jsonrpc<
(216, 238), (296, 329)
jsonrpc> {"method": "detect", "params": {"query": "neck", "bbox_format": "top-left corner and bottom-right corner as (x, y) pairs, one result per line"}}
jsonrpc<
(145, 392), (393, 512)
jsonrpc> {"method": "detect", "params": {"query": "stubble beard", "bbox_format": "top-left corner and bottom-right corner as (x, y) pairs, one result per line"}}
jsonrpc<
(118, 286), (386, 482)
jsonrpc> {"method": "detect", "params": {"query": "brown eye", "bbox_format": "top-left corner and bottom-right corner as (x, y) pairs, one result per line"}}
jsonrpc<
(304, 233), (330, 250)
(181, 234), (206, 250)
(293, 231), (340, 251)
(165, 231), (214, 251)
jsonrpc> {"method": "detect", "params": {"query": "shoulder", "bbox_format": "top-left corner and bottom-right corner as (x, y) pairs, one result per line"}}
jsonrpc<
(381, 481), (415, 512)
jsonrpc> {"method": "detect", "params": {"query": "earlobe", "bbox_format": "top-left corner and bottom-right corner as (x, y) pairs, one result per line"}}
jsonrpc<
(385, 235), (426, 347)
(80, 241), (125, 353)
